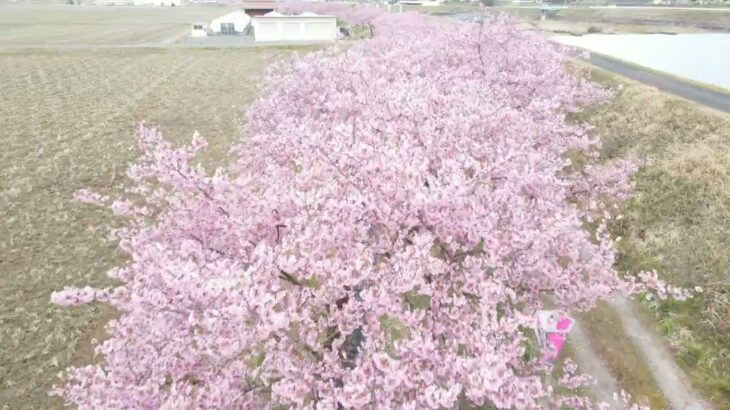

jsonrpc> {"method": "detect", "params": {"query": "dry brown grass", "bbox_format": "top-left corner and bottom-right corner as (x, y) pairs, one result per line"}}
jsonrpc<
(528, 19), (705, 35)
(576, 63), (730, 407)
(0, 45), (313, 409)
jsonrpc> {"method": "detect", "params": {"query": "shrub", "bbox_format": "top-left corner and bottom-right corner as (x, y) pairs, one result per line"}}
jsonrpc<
(587, 26), (603, 34)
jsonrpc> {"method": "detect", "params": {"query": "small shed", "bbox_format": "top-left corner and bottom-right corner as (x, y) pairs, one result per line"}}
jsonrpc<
(241, 0), (276, 16)
(210, 11), (251, 35)
(536, 310), (575, 361)
(252, 11), (337, 42)
(191, 22), (208, 37)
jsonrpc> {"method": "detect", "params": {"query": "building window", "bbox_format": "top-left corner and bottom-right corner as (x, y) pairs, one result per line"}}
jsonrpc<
(193, 25), (204, 30)
(221, 22), (236, 36)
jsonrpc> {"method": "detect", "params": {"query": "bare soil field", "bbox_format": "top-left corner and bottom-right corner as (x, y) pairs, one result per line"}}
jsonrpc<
(0, 45), (312, 408)
(0, 3), (232, 45)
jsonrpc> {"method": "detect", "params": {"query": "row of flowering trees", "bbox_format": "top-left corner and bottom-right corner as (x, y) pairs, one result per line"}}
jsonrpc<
(52, 5), (685, 409)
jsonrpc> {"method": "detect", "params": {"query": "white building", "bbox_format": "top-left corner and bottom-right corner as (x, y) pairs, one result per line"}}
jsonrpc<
(94, 0), (181, 5)
(97, 0), (182, 5)
(149, 0), (181, 5)
(252, 11), (337, 42)
(210, 11), (252, 35)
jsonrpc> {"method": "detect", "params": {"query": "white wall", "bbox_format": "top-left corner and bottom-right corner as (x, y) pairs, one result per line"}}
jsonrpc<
(253, 16), (337, 42)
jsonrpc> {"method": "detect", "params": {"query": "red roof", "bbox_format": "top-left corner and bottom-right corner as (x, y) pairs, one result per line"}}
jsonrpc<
(241, 0), (275, 9)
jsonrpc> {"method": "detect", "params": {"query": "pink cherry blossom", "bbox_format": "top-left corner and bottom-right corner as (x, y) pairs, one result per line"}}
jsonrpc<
(50, 287), (110, 307)
(73, 189), (107, 206)
(51, 7), (688, 409)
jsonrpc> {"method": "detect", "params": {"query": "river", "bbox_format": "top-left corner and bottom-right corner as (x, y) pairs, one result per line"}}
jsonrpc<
(552, 33), (730, 91)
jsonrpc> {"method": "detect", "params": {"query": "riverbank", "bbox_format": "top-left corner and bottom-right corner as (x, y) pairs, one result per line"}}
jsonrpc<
(575, 62), (730, 407)
(554, 33), (730, 92)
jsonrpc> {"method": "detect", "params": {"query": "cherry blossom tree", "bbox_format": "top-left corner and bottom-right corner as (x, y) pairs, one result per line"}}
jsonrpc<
(51, 8), (686, 409)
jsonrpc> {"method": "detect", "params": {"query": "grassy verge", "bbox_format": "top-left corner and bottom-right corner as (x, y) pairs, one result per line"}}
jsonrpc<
(0, 45), (312, 408)
(574, 62), (730, 408)
(491, 5), (730, 31)
(528, 19), (705, 34)
(420, 4), (728, 34)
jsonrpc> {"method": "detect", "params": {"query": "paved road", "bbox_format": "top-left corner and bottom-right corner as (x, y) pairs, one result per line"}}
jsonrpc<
(587, 54), (730, 114)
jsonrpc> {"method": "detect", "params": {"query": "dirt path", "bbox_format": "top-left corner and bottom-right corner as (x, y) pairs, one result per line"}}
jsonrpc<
(568, 297), (709, 409)
(567, 320), (625, 408)
(608, 298), (709, 410)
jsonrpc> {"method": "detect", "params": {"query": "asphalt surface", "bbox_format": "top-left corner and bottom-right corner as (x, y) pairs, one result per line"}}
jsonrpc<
(587, 54), (730, 114)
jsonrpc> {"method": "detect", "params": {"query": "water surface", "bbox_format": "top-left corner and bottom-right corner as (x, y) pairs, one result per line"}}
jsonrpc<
(553, 33), (730, 91)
